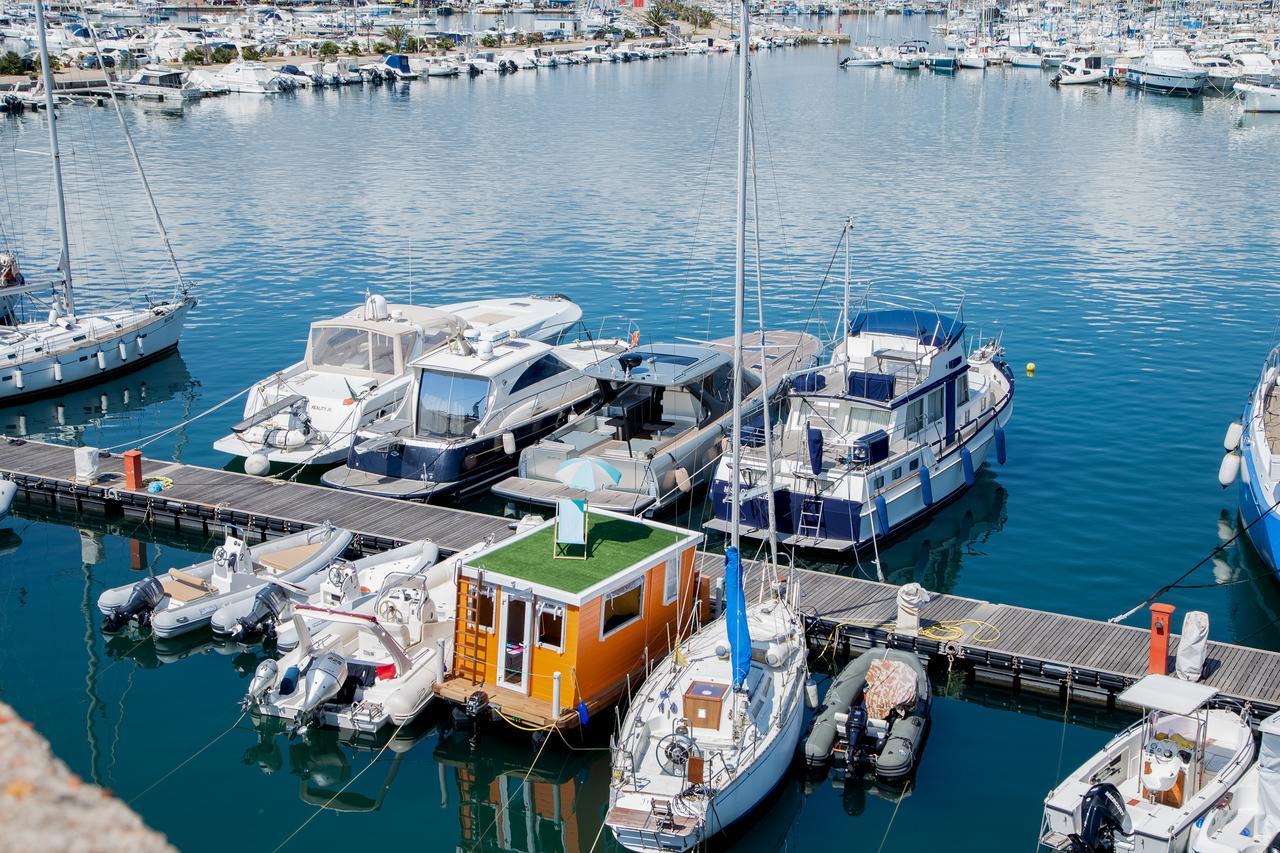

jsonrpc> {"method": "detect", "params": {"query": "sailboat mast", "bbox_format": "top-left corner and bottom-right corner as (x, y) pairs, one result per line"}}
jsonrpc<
(33, 0), (75, 314)
(729, 0), (750, 551)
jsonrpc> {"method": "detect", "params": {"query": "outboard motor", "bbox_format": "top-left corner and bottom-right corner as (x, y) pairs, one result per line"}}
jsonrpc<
(103, 576), (165, 632)
(843, 706), (869, 770)
(244, 659), (279, 709)
(1068, 783), (1133, 853)
(464, 690), (490, 719)
(291, 652), (347, 736)
(231, 583), (291, 642)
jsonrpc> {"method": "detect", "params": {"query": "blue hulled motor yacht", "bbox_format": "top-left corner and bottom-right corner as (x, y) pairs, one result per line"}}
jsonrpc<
(1227, 348), (1280, 574)
(319, 331), (630, 500)
(706, 304), (1014, 552)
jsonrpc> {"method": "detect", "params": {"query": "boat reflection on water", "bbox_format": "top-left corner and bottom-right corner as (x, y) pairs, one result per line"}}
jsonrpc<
(243, 716), (436, 813)
(0, 350), (195, 442)
(433, 730), (605, 853)
(1213, 508), (1280, 648)
(103, 625), (265, 671)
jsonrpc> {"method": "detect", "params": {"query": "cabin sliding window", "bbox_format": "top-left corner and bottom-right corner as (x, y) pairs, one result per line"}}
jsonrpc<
(926, 388), (944, 424)
(905, 399), (924, 437)
(536, 602), (565, 652)
(601, 578), (644, 638)
(370, 333), (397, 376)
(476, 585), (496, 633)
(416, 370), (491, 439)
(511, 354), (572, 394)
(957, 373), (970, 405)
(663, 556), (679, 605)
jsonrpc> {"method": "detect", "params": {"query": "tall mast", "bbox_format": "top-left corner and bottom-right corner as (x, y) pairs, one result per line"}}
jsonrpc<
(729, 0), (750, 551)
(33, 0), (75, 314)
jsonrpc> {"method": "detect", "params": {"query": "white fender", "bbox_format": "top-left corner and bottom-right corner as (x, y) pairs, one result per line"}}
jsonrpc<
(1224, 422), (1243, 452)
(136, 336), (145, 356)
(1219, 452), (1241, 488)
(118, 340), (128, 362)
(12, 367), (22, 390)
(96, 350), (106, 370)
(52, 360), (62, 382)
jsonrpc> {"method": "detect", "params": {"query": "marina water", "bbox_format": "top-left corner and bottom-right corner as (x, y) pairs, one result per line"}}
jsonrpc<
(2, 17), (1280, 850)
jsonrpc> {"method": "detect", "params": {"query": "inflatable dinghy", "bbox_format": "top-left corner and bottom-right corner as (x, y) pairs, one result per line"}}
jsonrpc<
(98, 525), (352, 639)
(802, 649), (931, 781)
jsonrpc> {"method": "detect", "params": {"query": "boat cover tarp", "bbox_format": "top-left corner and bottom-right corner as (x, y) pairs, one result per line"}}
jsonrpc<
(865, 659), (917, 721)
(847, 371), (895, 402)
(806, 423), (823, 475)
(1175, 610), (1209, 682)
(793, 372), (827, 393)
(848, 308), (965, 349)
(1260, 711), (1280, 840)
(723, 546), (751, 691)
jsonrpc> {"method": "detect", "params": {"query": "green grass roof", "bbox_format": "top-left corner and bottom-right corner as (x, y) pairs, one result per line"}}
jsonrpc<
(472, 516), (684, 595)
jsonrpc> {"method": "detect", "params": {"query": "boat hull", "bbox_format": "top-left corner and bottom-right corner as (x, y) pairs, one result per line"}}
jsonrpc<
(1236, 81), (1280, 111)
(1126, 67), (1207, 95)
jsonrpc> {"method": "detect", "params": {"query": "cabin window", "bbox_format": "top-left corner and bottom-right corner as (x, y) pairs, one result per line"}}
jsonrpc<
(475, 585), (496, 632)
(909, 458), (919, 472)
(511, 354), (572, 394)
(601, 578), (644, 638)
(926, 388), (944, 424)
(663, 556), (679, 605)
(536, 602), (565, 651)
(416, 369), (491, 439)
(309, 326), (371, 371)
(892, 466), (902, 480)
(873, 476), (885, 490)
(957, 373), (970, 405)
(905, 399), (924, 437)
(370, 333), (397, 375)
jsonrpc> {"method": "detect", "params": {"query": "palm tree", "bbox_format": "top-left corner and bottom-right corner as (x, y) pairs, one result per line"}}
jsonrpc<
(383, 24), (408, 52)
(643, 7), (669, 32)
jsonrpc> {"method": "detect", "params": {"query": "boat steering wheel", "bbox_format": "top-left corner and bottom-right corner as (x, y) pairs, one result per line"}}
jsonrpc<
(656, 733), (699, 776)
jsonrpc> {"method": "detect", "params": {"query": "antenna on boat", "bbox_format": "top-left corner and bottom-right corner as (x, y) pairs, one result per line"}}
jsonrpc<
(32, 0), (75, 315)
(842, 216), (851, 349)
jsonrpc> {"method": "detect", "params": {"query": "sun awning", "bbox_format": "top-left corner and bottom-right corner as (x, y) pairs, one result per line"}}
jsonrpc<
(1117, 674), (1219, 716)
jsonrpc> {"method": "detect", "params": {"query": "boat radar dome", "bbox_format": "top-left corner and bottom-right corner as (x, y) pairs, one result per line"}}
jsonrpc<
(363, 293), (390, 322)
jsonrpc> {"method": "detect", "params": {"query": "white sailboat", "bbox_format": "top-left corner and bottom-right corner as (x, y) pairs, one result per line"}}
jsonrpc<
(0, 0), (193, 404)
(604, 2), (807, 846)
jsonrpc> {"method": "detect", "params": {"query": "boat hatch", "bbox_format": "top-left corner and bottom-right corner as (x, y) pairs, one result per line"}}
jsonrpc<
(1117, 674), (1219, 715)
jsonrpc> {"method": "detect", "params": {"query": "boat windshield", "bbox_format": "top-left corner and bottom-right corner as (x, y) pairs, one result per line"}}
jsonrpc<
(415, 369), (491, 439)
(307, 326), (403, 377)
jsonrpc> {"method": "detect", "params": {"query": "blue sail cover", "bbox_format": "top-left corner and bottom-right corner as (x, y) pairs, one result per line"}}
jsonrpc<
(723, 546), (752, 690)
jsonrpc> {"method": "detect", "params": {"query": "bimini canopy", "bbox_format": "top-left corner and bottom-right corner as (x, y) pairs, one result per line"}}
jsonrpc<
(849, 309), (965, 349)
(1117, 674), (1218, 716)
(583, 344), (728, 387)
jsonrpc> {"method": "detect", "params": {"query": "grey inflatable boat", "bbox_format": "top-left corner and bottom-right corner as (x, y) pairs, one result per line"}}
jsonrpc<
(802, 649), (931, 781)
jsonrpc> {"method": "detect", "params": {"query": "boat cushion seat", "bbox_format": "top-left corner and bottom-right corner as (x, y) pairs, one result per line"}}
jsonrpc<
(163, 569), (210, 602)
(258, 541), (325, 573)
(864, 659), (918, 721)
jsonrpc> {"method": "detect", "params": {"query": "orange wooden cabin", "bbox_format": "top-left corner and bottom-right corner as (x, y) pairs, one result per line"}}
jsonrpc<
(435, 508), (705, 731)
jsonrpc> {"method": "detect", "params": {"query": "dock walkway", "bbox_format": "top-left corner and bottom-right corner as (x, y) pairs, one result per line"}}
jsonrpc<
(5, 438), (1280, 720)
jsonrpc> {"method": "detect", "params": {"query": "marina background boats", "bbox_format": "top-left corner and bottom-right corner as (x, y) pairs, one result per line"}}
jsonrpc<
(3, 13), (1280, 852)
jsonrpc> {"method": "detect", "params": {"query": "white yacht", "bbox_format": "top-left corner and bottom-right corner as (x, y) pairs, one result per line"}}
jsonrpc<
(1041, 675), (1254, 853)
(319, 330), (629, 499)
(192, 61), (288, 94)
(1054, 51), (1106, 84)
(1229, 49), (1276, 83)
(1127, 47), (1208, 95)
(1191, 710), (1280, 852)
(119, 65), (203, 100)
(1235, 81), (1280, 112)
(706, 299), (1013, 552)
(214, 294), (582, 470)
(1193, 55), (1241, 93)
(0, 0), (194, 405)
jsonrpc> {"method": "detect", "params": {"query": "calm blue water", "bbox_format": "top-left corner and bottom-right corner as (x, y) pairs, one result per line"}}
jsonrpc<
(2, 17), (1280, 850)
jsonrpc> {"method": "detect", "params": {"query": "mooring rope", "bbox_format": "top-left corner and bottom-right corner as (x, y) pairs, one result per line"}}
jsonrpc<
(128, 710), (246, 804)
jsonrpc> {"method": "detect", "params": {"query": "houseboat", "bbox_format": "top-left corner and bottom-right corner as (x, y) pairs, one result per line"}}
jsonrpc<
(435, 509), (705, 732)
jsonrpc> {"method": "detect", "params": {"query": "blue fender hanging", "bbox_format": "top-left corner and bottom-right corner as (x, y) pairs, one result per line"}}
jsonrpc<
(874, 495), (889, 538)
(995, 425), (1007, 465)
(961, 447), (976, 487)
(919, 466), (934, 507)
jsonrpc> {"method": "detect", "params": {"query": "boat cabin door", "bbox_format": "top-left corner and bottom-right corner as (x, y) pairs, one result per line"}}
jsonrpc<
(499, 591), (533, 694)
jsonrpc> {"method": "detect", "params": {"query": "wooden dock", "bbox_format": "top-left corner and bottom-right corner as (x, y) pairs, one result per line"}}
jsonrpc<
(0, 438), (512, 555)
(694, 553), (1280, 724)
(4, 437), (1280, 722)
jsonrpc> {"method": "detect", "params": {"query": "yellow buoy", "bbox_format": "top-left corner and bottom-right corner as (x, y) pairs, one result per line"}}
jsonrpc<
(1026, 362), (1036, 377)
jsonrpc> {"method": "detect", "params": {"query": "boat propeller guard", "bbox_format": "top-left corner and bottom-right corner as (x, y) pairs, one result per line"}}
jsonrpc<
(103, 575), (164, 633)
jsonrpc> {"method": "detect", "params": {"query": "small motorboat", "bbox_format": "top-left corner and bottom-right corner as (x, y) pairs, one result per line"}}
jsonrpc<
(1041, 674), (1254, 853)
(98, 525), (352, 638)
(1011, 51), (1043, 68)
(802, 650), (930, 781)
(1191, 709), (1280, 851)
(242, 555), (458, 735)
(1053, 51), (1106, 85)
(119, 65), (203, 100)
(891, 40), (927, 69)
(1236, 81), (1280, 112)
(209, 539), (440, 642)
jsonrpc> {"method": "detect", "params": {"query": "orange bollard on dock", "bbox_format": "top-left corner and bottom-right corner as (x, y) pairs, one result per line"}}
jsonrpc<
(123, 449), (143, 491)
(1149, 602), (1176, 675)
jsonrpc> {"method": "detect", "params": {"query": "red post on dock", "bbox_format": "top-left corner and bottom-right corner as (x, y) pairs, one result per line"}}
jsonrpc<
(123, 449), (143, 491)
(1149, 603), (1176, 675)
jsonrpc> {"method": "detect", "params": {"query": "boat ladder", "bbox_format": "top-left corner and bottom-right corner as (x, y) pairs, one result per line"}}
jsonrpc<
(797, 489), (824, 539)
(453, 569), (488, 685)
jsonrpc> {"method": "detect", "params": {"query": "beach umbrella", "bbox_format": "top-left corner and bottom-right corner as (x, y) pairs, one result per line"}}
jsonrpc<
(555, 458), (622, 491)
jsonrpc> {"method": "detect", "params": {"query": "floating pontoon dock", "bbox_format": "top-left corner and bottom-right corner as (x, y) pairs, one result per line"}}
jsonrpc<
(4, 437), (1279, 722)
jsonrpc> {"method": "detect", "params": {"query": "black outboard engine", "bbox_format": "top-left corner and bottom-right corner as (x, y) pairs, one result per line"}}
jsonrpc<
(843, 706), (869, 770)
(231, 583), (291, 642)
(1068, 783), (1133, 853)
(103, 576), (165, 632)
(466, 63), (480, 78)
(464, 690), (490, 719)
